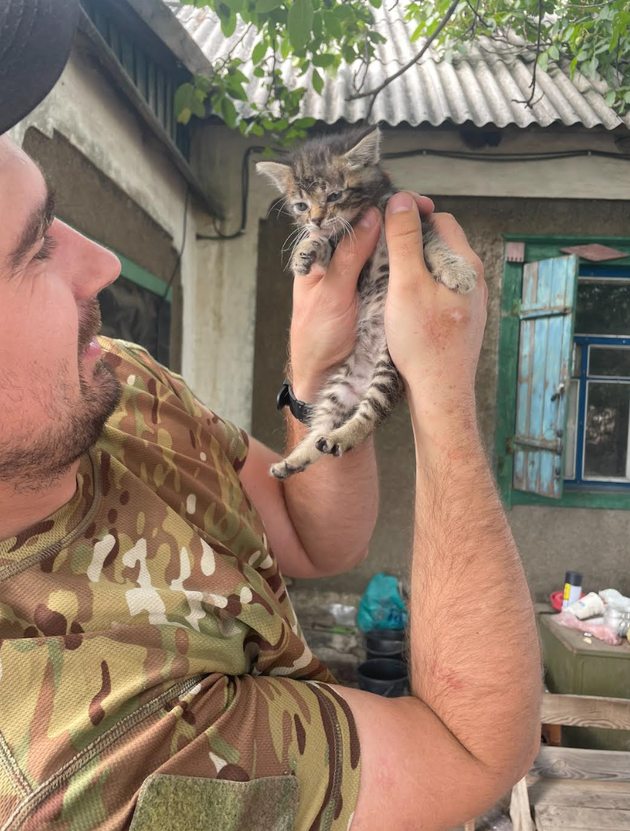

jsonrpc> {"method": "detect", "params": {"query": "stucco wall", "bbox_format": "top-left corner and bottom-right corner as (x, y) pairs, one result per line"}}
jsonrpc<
(251, 192), (630, 600)
(192, 120), (630, 430)
(9, 30), (204, 390)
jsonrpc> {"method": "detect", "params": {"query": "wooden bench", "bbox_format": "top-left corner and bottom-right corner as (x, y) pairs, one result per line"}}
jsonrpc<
(510, 692), (630, 831)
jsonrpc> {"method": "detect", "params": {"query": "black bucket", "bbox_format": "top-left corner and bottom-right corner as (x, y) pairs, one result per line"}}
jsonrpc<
(357, 658), (409, 697)
(365, 629), (406, 662)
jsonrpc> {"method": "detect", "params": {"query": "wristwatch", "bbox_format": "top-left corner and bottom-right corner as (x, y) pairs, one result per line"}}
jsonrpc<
(276, 381), (314, 424)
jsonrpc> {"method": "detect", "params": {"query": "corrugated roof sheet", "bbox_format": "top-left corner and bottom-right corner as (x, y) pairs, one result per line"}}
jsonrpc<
(164, 1), (630, 132)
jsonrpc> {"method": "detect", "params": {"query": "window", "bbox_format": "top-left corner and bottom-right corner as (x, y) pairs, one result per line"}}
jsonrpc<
(496, 238), (630, 510)
(98, 253), (172, 368)
(565, 267), (630, 489)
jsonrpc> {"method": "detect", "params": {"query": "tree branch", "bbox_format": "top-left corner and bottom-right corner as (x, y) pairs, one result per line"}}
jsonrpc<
(512, 0), (543, 108)
(347, 0), (461, 113)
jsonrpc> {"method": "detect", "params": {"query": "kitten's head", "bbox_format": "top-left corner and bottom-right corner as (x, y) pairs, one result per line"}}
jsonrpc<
(256, 127), (387, 240)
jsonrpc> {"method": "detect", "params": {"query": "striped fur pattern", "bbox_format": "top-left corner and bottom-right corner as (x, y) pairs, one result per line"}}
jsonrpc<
(257, 127), (477, 479)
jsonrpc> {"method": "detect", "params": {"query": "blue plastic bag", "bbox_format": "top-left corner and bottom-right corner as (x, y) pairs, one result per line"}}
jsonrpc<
(357, 573), (408, 632)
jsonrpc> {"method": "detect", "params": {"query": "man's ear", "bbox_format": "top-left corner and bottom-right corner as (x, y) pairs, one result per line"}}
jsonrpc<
(342, 127), (382, 170)
(256, 161), (293, 192)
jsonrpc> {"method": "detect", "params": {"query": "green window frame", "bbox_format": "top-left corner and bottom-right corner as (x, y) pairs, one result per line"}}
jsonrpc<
(495, 234), (630, 511)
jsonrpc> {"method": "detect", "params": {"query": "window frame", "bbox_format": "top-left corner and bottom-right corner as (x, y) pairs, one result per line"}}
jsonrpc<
(495, 234), (630, 510)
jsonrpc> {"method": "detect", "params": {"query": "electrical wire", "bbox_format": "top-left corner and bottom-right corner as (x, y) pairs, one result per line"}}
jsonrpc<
(196, 145), (265, 240)
(195, 144), (630, 244)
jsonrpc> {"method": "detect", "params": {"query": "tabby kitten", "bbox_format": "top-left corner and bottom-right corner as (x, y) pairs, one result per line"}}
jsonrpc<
(257, 127), (476, 480)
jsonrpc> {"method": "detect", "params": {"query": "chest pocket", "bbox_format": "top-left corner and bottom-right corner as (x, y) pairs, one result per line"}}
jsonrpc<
(129, 774), (299, 831)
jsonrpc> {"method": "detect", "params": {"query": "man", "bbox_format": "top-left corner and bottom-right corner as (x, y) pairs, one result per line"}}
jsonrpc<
(0, 2), (541, 829)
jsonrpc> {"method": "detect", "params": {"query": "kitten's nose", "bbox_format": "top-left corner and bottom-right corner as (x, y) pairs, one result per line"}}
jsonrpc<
(311, 216), (323, 227)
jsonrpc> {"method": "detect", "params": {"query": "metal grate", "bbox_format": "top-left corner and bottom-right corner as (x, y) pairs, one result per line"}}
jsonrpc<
(81, 0), (190, 159)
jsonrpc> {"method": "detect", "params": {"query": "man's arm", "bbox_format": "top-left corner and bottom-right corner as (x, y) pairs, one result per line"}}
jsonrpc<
(330, 195), (541, 831)
(241, 200), (434, 579)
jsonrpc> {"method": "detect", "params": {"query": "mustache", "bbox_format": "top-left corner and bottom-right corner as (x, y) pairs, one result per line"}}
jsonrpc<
(77, 300), (102, 355)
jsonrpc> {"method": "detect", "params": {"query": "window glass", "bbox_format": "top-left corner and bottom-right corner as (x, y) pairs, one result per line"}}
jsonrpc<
(575, 281), (630, 336)
(583, 381), (630, 481)
(99, 275), (171, 367)
(588, 347), (630, 378)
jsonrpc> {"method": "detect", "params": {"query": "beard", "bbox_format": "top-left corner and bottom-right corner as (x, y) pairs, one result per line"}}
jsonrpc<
(0, 300), (122, 491)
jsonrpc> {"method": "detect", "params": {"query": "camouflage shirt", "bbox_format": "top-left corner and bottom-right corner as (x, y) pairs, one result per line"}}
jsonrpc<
(0, 339), (360, 831)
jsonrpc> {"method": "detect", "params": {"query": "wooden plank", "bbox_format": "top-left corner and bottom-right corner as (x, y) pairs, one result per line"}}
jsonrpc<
(530, 778), (630, 809)
(541, 693), (630, 730)
(534, 747), (630, 782)
(510, 777), (534, 831)
(535, 804), (630, 830)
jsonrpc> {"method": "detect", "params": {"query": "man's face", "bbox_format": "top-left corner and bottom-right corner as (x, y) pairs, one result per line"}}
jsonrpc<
(0, 137), (122, 488)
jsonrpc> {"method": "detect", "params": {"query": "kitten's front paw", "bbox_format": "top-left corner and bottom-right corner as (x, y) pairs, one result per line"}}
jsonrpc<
(428, 254), (477, 295)
(291, 237), (331, 276)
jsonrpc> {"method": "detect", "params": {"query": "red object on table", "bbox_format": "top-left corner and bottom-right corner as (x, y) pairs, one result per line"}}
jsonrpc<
(549, 590), (586, 611)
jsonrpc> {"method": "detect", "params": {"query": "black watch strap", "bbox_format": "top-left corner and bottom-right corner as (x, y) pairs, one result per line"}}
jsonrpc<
(276, 381), (314, 424)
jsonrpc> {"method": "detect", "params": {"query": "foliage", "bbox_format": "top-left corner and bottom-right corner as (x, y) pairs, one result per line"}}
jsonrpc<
(175, 1), (630, 140)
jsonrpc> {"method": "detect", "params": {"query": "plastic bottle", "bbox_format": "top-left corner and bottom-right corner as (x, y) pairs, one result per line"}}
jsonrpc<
(562, 571), (583, 610)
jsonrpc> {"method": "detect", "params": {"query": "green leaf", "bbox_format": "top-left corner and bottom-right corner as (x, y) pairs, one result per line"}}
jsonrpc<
(288, 0), (313, 52)
(221, 96), (238, 128)
(549, 44), (560, 61)
(313, 11), (323, 40)
(293, 116), (316, 128)
(174, 82), (195, 117)
(221, 0), (243, 11)
(604, 89), (616, 106)
(192, 97), (206, 118)
(280, 37), (291, 59)
(342, 45), (355, 63)
(334, 5), (354, 23)
(220, 11), (237, 37)
(537, 51), (549, 72)
(323, 10), (342, 39)
(178, 107), (192, 125)
(251, 122), (265, 136)
(312, 53), (335, 67)
(411, 22), (424, 42)
(368, 0), (382, 6)
(253, 66), (265, 77)
(256, 0), (283, 12)
(312, 67), (324, 94)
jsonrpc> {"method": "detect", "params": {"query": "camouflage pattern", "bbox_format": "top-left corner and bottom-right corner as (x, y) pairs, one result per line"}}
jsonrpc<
(0, 339), (361, 831)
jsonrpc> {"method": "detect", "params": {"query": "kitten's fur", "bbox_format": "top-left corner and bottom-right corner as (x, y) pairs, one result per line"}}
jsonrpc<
(257, 127), (476, 480)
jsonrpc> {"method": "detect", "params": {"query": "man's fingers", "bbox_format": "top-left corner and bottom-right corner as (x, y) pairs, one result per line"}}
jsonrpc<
(385, 192), (431, 292)
(412, 194), (435, 215)
(323, 207), (382, 290)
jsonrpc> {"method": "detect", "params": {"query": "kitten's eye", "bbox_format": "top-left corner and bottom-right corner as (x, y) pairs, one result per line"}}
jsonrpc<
(294, 202), (308, 212)
(327, 191), (342, 203)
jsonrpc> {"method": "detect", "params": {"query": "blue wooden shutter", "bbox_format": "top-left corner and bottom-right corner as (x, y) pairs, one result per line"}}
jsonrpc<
(513, 255), (578, 498)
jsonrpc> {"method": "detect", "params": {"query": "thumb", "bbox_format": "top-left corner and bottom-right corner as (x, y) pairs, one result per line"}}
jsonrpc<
(322, 207), (382, 291)
(385, 192), (431, 294)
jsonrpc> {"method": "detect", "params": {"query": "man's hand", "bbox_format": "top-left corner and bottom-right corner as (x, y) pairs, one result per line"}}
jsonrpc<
(384, 191), (487, 435)
(289, 197), (435, 401)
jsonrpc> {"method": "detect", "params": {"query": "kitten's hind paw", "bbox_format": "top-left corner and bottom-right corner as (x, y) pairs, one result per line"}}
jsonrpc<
(431, 255), (477, 294)
(315, 436), (343, 457)
(270, 460), (306, 480)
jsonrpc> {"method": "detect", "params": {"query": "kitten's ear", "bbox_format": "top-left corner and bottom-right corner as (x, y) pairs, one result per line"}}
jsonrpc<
(256, 160), (293, 192)
(343, 127), (382, 169)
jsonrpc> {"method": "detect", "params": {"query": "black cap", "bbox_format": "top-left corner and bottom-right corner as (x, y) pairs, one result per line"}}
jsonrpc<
(0, 0), (81, 136)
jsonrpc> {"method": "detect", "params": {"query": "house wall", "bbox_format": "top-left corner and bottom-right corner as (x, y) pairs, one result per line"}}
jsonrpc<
(9, 30), (202, 383)
(250, 156), (630, 600)
(193, 120), (630, 431)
